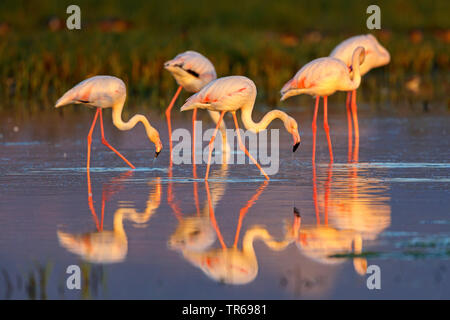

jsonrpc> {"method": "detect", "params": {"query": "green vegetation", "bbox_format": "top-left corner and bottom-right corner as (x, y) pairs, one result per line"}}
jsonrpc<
(0, 0), (448, 114)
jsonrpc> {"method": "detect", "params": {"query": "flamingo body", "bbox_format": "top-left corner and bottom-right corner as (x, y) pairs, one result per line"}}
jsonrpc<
(281, 57), (355, 98)
(181, 76), (255, 113)
(55, 75), (126, 109)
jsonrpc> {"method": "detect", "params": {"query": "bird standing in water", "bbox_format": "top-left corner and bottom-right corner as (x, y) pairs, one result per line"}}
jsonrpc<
(55, 75), (162, 169)
(164, 51), (227, 169)
(181, 75), (301, 180)
(281, 47), (366, 163)
(330, 34), (390, 161)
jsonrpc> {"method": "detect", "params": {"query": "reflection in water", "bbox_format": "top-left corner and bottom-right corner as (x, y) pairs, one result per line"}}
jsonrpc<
(57, 170), (161, 263)
(328, 165), (391, 241)
(287, 163), (392, 277)
(168, 165), (228, 252)
(170, 178), (295, 285)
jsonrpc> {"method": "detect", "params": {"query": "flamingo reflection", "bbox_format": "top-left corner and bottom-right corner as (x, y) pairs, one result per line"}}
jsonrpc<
(57, 170), (161, 263)
(287, 163), (391, 276)
(170, 180), (296, 285)
(168, 165), (228, 252)
(287, 164), (367, 275)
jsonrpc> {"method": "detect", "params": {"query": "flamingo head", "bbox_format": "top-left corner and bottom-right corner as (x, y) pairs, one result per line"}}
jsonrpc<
(284, 116), (301, 152)
(148, 129), (162, 158)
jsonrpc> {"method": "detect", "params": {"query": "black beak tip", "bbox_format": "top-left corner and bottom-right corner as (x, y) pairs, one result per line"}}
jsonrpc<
(293, 207), (300, 217)
(293, 142), (300, 153)
(154, 151), (161, 158)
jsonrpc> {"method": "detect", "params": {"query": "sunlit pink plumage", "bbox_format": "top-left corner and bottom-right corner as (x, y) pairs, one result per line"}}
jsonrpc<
(281, 47), (366, 163)
(330, 34), (390, 161)
(164, 51), (227, 173)
(182, 75), (301, 180)
(55, 75), (162, 170)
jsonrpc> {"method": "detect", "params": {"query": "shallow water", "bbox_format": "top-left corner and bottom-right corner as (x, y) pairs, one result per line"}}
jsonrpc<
(0, 110), (449, 299)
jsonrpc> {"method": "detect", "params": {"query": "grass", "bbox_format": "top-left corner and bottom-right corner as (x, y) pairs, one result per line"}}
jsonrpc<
(0, 0), (449, 115)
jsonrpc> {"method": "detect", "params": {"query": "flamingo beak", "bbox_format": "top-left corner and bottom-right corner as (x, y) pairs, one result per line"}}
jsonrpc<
(154, 140), (163, 158)
(292, 132), (301, 152)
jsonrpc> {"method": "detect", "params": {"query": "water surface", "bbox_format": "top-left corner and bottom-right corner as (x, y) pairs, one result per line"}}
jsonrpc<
(0, 111), (449, 299)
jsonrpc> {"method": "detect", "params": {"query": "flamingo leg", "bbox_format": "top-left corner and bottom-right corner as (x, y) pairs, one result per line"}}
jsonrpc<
(323, 96), (334, 163)
(205, 181), (227, 249)
(312, 162), (320, 225)
(324, 163), (333, 225)
(351, 89), (359, 162)
(99, 109), (136, 169)
(87, 108), (100, 170)
(233, 181), (268, 248)
(100, 190), (105, 231)
(87, 168), (101, 231)
(312, 96), (320, 163)
(346, 91), (353, 162)
(192, 108), (198, 179)
(205, 111), (226, 181)
(232, 112), (269, 180)
(166, 85), (183, 164)
(192, 109), (201, 214)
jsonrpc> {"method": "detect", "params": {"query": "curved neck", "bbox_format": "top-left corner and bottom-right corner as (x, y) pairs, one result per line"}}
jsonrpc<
(240, 102), (289, 133)
(242, 227), (291, 260)
(112, 99), (158, 142)
(348, 50), (363, 90)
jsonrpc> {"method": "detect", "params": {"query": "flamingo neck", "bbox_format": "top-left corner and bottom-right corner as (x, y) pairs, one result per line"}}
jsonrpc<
(112, 99), (159, 143)
(242, 227), (290, 259)
(240, 102), (289, 133)
(349, 50), (363, 90)
(113, 211), (127, 239)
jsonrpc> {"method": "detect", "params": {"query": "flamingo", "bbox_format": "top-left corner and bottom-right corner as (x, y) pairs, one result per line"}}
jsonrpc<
(164, 51), (227, 170)
(181, 76), (301, 180)
(55, 75), (162, 170)
(330, 34), (390, 161)
(280, 47), (366, 163)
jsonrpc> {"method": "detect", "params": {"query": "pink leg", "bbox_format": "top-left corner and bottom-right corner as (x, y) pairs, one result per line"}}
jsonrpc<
(323, 163), (333, 225)
(351, 89), (359, 162)
(99, 109), (135, 169)
(192, 108), (198, 179)
(312, 96), (320, 163)
(346, 91), (353, 162)
(312, 162), (320, 225)
(323, 96), (334, 163)
(86, 168), (100, 231)
(205, 181), (227, 249)
(205, 111), (226, 181)
(166, 85), (183, 166)
(233, 113), (269, 180)
(233, 181), (268, 248)
(87, 109), (100, 171)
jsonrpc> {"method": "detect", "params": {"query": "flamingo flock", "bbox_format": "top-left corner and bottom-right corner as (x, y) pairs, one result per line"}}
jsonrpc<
(55, 33), (390, 179)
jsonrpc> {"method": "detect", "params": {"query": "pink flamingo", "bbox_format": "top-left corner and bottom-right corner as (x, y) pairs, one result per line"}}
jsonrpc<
(55, 75), (162, 170)
(280, 47), (366, 163)
(181, 76), (301, 180)
(164, 51), (227, 170)
(330, 34), (390, 161)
